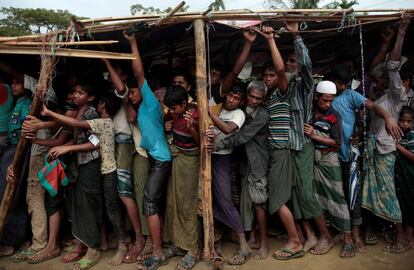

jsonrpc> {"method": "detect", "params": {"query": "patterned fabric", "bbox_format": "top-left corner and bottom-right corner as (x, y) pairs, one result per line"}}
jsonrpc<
(362, 136), (401, 222)
(8, 95), (31, 145)
(166, 105), (199, 151)
(37, 158), (68, 197)
(115, 134), (134, 198)
(75, 105), (100, 165)
(312, 107), (342, 151)
(314, 150), (351, 232)
(286, 37), (314, 151)
(266, 91), (290, 149)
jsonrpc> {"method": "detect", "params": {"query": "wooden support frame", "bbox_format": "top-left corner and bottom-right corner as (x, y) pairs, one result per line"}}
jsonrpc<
(193, 19), (214, 258)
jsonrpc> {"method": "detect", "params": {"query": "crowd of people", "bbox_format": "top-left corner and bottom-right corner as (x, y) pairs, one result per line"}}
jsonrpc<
(0, 12), (413, 270)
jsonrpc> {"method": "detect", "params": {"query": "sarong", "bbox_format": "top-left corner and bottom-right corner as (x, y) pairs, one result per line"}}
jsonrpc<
(212, 154), (244, 233)
(164, 146), (200, 251)
(116, 134), (134, 198)
(395, 154), (414, 226)
(69, 159), (103, 248)
(362, 136), (401, 223)
(314, 150), (351, 232)
(292, 142), (323, 220)
(132, 153), (150, 236)
(267, 148), (294, 215)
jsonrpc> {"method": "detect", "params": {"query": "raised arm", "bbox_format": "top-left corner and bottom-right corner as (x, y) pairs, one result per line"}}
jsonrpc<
(209, 110), (240, 135)
(256, 26), (288, 94)
(221, 30), (257, 95)
(124, 32), (144, 87)
(371, 27), (394, 68)
(365, 99), (403, 139)
(102, 59), (127, 94)
(42, 105), (90, 129)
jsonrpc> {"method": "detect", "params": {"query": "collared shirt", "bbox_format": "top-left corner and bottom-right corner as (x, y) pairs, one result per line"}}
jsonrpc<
(137, 80), (171, 162)
(113, 87), (133, 136)
(399, 128), (414, 153)
(286, 36), (314, 152)
(215, 106), (269, 178)
(75, 105), (100, 165)
(8, 95), (31, 145)
(369, 60), (407, 154)
(312, 107), (343, 152)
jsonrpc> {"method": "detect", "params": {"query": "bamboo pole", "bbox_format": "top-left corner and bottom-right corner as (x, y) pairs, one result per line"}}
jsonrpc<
(193, 19), (214, 259)
(2, 40), (119, 46)
(0, 46), (136, 60)
(0, 56), (55, 234)
(155, 1), (186, 26)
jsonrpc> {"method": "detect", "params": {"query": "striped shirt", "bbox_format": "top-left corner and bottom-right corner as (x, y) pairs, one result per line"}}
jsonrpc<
(400, 129), (414, 153)
(266, 90), (290, 149)
(286, 36), (314, 152)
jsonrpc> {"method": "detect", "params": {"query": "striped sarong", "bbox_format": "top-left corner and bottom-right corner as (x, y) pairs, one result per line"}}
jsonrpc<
(362, 136), (401, 223)
(314, 150), (351, 232)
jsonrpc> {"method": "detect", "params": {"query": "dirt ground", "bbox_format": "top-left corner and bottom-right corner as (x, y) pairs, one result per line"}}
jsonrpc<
(1, 238), (413, 270)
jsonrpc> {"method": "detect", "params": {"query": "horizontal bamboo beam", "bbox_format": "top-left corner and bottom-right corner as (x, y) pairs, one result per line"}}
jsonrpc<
(2, 40), (119, 46)
(0, 46), (136, 60)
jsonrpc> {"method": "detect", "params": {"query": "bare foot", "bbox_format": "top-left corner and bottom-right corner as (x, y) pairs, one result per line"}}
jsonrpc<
(353, 233), (367, 253)
(123, 240), (144, 263)
(61, 245), (86, 264)
(0, 246), (13, 256)
(310, 237), (334, 255)
(303, 235), (318, 253)
(71, 251), (100, 270)
(137, 238), (152, 262)
(108, 244), (127, 266)
(273, 241), (303, 259)
(254, 246), (269, 260)
(28, 248), (61, 264)
(385, 237), (410, 254)
(247, 238), (260, 249)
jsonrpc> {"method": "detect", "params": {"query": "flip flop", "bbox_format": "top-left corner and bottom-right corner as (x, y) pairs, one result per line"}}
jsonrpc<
(364, 234), (378, 245)
(175, 253), (200, 270)
(10, 247), (36, 263)
(61, 248), (86, 264)
(273, 248), (305, 260)
(340, 243), (356, 258)
(228, 249), (252, 265)
(72, 255), (100, 270)
(138, 254), (168, 270)
(27, 251), (61, 264)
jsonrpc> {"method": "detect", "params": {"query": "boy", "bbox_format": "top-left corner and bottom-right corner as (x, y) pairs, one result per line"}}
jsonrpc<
(41, 93), (129, 265)
(163, 85), (201, 269)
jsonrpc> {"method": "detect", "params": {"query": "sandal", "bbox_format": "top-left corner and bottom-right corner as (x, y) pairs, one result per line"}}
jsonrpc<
(212, 252), (224, 270)
(28, 250), (61, 264)
(340, 243), (356, 258)
(139, 254), (168, 270)
(176, 253), (200, 270)
(72, 255), (100, 270)
(228, 249), (252, 265)
(123, 242), (144, 263)
(164, 245), (185, 259)
(10, 247), (36, 263)
(273, 248), (305, 260)
(61, 247), (86, 264)
(364, 233), (378, 245)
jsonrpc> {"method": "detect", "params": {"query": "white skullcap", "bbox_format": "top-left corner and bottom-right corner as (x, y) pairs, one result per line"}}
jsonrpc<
(316, 80), (337, 95)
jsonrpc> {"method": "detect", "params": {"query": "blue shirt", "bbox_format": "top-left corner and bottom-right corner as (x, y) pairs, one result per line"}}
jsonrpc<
(137, 80), (171, 162)
(332, 88), (366, 162)
(0, 83), (14, 133)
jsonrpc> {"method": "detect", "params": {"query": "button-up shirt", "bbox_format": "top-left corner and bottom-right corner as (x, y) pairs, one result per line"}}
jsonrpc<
(215, 106), (269, 178)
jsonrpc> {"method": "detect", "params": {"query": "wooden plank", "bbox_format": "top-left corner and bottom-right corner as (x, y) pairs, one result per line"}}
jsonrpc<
(0, 46), (135, 60)
(0, 56), (54, 234)
(3, 40), (118, 46)
(193, 18), (214, 259)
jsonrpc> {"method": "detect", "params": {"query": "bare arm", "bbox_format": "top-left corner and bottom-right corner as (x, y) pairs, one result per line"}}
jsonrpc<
(102, 59), (127, 94)
(48, 141), (97, 158)
(365, 99), (403, 139)
(304, 124), (340, 150)
(42, 105), (90, 129)
(22, 116), (59, 134)
(371, 28), (394, 68)
(209, 110), (239, 135)
(221, 30), (257, 96)
(124, 32), (144, 87)
(33, 132), (71, 147)
(127, 102), (137, 124)
(396, 143), (414, 163)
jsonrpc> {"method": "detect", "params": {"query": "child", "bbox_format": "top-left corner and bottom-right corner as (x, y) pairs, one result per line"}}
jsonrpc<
(42, 92), (129, 265)
(304, 81), (353, 258)
(163, 85), (200, 269)
(394, 106), (414, 251)
(46, 82), (102, 269)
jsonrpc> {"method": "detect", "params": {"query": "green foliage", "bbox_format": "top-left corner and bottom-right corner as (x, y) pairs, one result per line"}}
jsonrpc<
(0, 7), (85, 36)
(209, 0), (226, 11)
(265, 0), (321, 9)
(323, 0), (358, 9)
(130, 4), (190, 15)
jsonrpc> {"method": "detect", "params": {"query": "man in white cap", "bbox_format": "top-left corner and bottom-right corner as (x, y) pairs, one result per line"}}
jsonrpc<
(304, 81), (354, 258)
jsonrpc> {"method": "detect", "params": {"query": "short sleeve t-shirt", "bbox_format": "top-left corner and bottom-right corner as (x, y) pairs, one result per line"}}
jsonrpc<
(332, 88), (367, 162)
(76, 105), (100, 165)
(87, 118), (117, 174)
(0, 83), (14, 133)
(400, 129), (414, 153)
(312, 107), (343, 152)
(113, 88), (132, 136)
(8, 95), (31, 145)
(213, 108), (245, 155)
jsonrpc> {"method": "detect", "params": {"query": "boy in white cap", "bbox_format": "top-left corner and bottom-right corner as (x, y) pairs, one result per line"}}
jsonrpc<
(304, 81), (354, 258)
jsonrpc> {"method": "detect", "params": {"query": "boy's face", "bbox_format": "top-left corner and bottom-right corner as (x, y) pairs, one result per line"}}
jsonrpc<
(128, 87), (142, 105)
(210, 69), (222, 86)
(285, 54), (298, 73)
(399, 113), (413, 132)
(73, 85), (94, 106)
(97, 100), (105, 115)
(316, 93), (335, 112)
(168, 103), (186, 117)
(172, 76), (191, 93)
(224, 92), (243, 110)
(246, 88), (265, 109)
(263, 69), (278, 90)
(11, 79), (25, 96)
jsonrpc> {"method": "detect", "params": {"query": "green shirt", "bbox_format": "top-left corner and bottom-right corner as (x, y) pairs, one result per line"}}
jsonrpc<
(8, 95), (31, 145)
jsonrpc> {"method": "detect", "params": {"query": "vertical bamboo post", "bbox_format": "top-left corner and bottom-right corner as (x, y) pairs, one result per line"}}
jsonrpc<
(193, 19), (214, 258)
(0, 56), (54, 234)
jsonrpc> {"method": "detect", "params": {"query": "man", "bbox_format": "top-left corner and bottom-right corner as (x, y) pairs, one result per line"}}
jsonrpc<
(208, 80), (269, 260)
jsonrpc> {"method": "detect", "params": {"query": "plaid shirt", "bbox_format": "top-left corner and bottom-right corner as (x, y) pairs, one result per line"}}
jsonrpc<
(8, 95), (31, 145)
(286, 37), (314, 152)
(75, 105), (100, 165)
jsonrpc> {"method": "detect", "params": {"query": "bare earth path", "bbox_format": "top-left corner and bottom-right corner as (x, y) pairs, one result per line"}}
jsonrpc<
(0, 238), (413, 270)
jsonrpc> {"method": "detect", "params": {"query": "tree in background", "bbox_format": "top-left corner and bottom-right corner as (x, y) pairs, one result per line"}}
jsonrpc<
(265, 0), (321, 9)
(0, 7), (84, 36)
(209, 0), (226, 11)
(323, 0), (358, 9)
